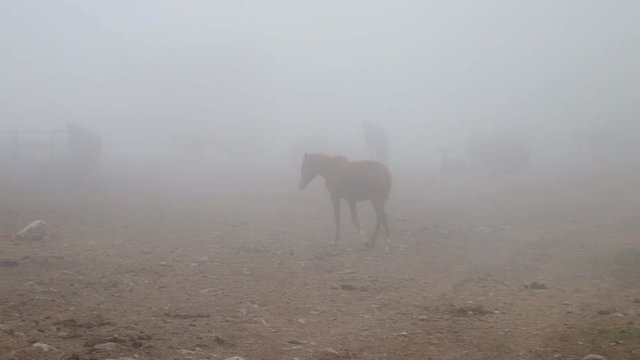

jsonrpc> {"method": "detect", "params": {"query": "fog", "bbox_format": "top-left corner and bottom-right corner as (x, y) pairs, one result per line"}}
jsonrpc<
(2, 2), (640, 359)
(2, 0), (639, 168)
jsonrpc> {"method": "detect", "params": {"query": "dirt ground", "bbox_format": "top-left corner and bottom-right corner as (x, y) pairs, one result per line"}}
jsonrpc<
(1, 162), (640, 360)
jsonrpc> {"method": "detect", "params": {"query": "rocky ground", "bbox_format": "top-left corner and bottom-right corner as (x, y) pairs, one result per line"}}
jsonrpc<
(1, 165), (640, 359)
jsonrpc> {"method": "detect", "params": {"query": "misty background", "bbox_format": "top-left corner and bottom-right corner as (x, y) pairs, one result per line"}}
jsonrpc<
(1, 0), (639, 172)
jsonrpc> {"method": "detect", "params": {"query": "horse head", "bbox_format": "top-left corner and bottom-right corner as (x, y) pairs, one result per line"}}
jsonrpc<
(299, 152), (319, 190)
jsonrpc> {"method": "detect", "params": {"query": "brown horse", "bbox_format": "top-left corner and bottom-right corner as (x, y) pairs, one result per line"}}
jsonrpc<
(299, 153), (392, 250)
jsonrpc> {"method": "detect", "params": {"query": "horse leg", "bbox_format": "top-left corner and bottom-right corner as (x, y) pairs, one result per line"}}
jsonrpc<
(381, 202), (391, 253)
(347, 200), (359, 229)
(348, 200), (367, 242)
(331, 195), (341, 245)
(367, 199), (382, 248)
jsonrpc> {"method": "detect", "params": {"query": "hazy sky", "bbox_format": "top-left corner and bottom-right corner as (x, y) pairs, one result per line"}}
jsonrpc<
(1, 1), (638, 161)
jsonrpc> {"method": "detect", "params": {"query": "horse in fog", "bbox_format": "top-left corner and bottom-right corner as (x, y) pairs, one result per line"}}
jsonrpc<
(362, 121), (388, 165)
(287, 136), (329, 167)
(299, 153), (392, 250)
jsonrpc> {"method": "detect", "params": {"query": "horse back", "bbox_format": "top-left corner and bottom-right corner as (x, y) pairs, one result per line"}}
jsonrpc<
(329, 160), (391, 202)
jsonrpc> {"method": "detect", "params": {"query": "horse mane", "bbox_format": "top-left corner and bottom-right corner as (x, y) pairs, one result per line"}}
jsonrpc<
(308, 153), (348, 163)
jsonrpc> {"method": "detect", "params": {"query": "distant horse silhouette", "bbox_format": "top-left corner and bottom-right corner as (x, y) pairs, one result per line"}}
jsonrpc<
(363, 121), (388, 165)
(287, 136), (329, 167)
(299, 153), (392, 250)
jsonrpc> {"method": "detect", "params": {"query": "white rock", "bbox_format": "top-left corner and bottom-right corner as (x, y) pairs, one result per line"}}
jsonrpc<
(15, 220), (46, 240)
(323, 348), (340, 355)
(32, 342), (56, 352)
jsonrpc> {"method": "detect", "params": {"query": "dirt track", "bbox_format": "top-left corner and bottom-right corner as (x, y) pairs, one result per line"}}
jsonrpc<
(1, 165), (640, 359)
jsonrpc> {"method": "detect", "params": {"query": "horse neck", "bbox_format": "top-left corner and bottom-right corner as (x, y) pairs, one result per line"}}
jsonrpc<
(315, 155), (346, 179)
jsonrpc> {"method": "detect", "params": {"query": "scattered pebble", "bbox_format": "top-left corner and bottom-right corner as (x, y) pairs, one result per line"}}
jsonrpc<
(526, 281), (548, 290)
(321, 347), (340, 355)
(32, 342), (56, 352)
(15, 220), (46, 241)
(450, 305), (493, 317)
(0, 324), (14, 335)
(93, 342), (119, 351)
(597, 309), (614, 316)
(582, 355), (606, 360)
(0, 260), (19, 267)
(340, 284), (356, 291)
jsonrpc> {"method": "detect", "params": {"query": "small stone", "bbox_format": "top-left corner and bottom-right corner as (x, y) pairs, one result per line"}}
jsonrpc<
(582, 355), (606, 360)
(32, 342), (56, 352)
(322, 347), (340, 355)
(93, 342), (119, 351)
(529, 281), (548, 290)
(0, 260), (19, 267)
(224, 357), (246, 360)
(15, 220), (46, 241)
(0, 324), (14, 335)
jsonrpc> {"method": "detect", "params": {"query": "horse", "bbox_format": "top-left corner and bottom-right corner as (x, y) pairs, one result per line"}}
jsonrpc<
(299, 153), (392, 250)
(287, 136), (329, 167)
(362, 121), (388, 165)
